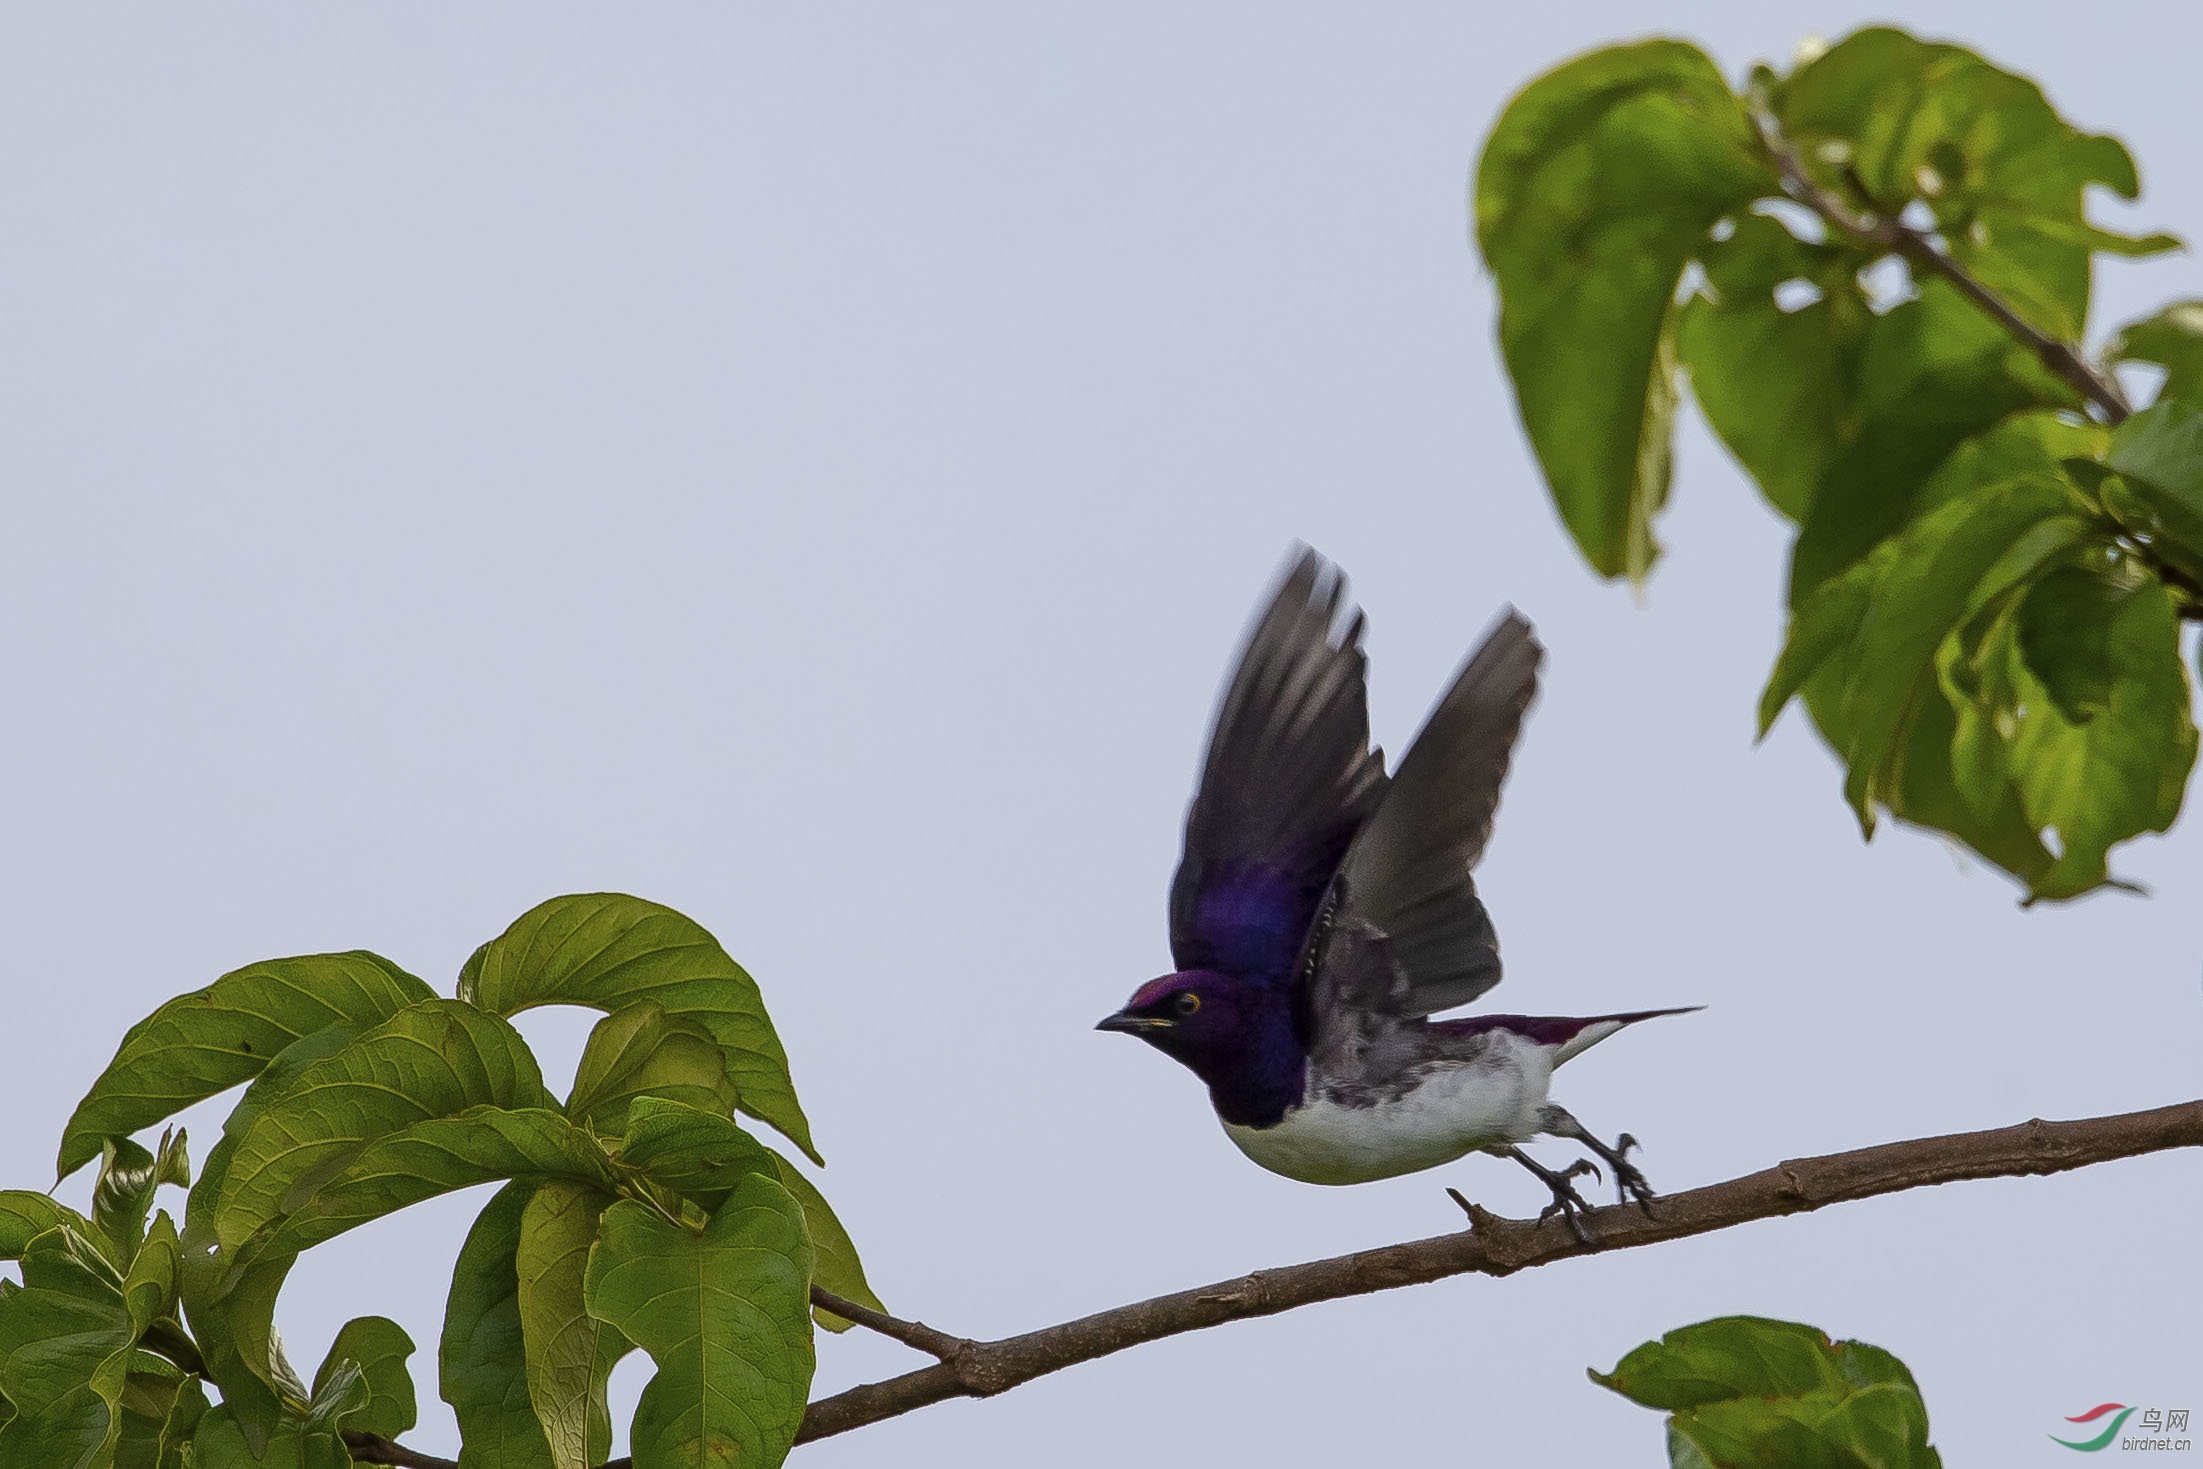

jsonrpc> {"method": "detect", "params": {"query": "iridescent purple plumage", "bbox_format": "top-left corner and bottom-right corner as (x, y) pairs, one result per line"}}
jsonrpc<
(1099, 547), (1696, 1235)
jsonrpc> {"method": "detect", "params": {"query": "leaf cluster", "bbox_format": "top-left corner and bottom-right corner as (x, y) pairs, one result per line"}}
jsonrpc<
(1, 893), (876, 1469)
(1595, 1315), (1942, 1468)
(1480, 27), (2203, 898)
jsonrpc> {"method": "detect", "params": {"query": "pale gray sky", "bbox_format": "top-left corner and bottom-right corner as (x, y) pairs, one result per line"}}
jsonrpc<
(2, 5), (2197, 1464)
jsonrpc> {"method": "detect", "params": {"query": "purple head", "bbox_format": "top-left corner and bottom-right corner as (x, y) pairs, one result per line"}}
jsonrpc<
(1096, 969), (1304, 1127)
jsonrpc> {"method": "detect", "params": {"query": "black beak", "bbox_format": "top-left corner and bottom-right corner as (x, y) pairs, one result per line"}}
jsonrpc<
(1096, 1011), (1170, 1034)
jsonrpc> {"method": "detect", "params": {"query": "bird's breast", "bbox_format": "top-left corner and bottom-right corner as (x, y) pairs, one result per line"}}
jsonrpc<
(1220, 1042), (1553, 1185)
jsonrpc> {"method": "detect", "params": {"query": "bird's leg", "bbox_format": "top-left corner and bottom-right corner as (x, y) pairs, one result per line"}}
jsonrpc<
(1487, 1144), (1601, 1245)
(1540, 1105), (1655, 1216)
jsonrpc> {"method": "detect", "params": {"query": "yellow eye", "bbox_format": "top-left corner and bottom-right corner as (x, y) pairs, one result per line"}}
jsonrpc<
(1173, 991), (1201, 1017)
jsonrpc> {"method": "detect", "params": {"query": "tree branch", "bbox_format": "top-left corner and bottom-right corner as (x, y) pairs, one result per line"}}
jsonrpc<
(344, 1098), (2203, 1467)
(793, 1098), (2203, 1443)
(1748, 107), (2133, 424)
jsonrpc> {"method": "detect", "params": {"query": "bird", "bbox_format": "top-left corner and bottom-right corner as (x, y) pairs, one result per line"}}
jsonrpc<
(1097, 545), (1695, 1239)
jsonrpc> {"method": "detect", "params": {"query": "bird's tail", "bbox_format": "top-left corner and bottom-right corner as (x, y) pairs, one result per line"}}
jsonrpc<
(1552, 1005), (1703, 1067)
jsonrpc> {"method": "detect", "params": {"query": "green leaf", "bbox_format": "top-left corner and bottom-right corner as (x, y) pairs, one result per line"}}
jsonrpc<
(566, 1001), (740, 1137)
(2109, 395), (2203, 517)
(1837, 487), (2089, 821)
(0, 1224), (140, 1469)
(92, 1138), (164, 1263)
(1596, 1315), (1845, 1409)
(1776, 27), (2170, 341)
(517, 1180), (627, 1469)
(1766, 471), (2088, 816)
(208, 999), (552, 1253)
(261, 1106), (620, 1263)
(440, 1184), (556, 1469)
(311, 1316), (416, 1438)
(1786, 282), (2076, 605)
(58, 952), (433, 1183)
(1594, 1316), (1942, 1469)
(767, 1153), (884, 1333)
(151, 1131), (189, 1195)
(2106, 301), (2203, 407)
(115, 1365), (203, 1469)
(120, 1215), (179, 1341)
(201, 1105), (619, 1424)
(176, 1026), (359, 1449)
(190, 1403), (352, 1469)
(458, 894), (820, 1164)
(583, 1179), (815, 1469)
(1678, 213), (1871, 522)
(1999, 569), (2195, 898)
(1, 1194), (95, 1262)
(615, 1098), (777, 1209)
(1476, 39), (1777, 579)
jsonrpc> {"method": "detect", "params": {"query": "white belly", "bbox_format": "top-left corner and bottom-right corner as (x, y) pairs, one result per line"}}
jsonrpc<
(1221, 1037), (1555, 1185)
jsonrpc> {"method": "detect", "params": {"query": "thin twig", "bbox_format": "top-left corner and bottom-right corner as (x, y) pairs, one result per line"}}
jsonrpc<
(343, 1097), (2203, 1467)
(1749, 107), (2133, 423)
(812, 1284), (970, 1361)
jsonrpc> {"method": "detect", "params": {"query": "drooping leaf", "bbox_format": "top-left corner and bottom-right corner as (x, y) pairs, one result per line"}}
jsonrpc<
(1594, 1315), (1942, 1469)
(260, 1106), (621, 1262)
(58, 952), (433, 1183)
(1765, 471), (2090, 818)
(203, 1106), (618, 1423)
(458, 894), (819, 1164)
(583, 1179), (815, 1469)
(1838, 494), (2093, 823)
(208, 999), (552, 1252)
(0, 1224), (140, 1469)
(441, 1184), (556, 1469)
(767, 1152), (885, 1332)
(615, 1098), (777, 1209)
(1775, 27), (2175, 342)
(516, 1180), (626, 1469)
(1477, 40), (1777, 580)
(177, 1025), (360, 1448)
(2106, 300), (2203, 408)
(1998, 568), (2195, 898)
(566, 1001), (740, 1137)
(311, 1316), (416, 1439)
(1678, 212), (1872, 522)
(1785, 281), (2076, 605)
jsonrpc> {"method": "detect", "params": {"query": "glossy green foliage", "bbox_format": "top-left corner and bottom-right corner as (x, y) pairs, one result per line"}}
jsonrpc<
(441, 1184), (560, 1469)
(459, 893), (820, 1163)
(567, 1000), (741, 1137)
(1477, 40), (1775, 578)
(1596, 1316), (1942, 1468)
(10, 896), (857, 1469)
(516, 1181), (627, 1469)
(1483, 27), (2199, 898)
(58, 953), (433, 1183)
(584, 1181), (815, 1469)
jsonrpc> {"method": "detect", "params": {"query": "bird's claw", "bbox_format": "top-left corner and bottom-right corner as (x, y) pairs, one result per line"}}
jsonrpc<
(1607, 1134), (1657, 1215)
(1533, 1159), (1601, 1246)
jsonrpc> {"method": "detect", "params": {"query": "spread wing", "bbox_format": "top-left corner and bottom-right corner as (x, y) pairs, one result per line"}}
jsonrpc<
(1168, 546), (1388, 984)
(1300, 610), (1541, 1035)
